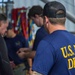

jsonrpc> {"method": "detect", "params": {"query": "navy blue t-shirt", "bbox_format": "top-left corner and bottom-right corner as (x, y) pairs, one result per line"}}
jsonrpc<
(32, 30), (75, 75)
(32, 26), (48, 50)
(5, 34), (28, 65)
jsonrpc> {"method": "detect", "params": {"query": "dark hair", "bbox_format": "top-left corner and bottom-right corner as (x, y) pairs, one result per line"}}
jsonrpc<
(0, 14), (7, 21)
(28, 5), (43, 18)
(7, 22), (13, 30)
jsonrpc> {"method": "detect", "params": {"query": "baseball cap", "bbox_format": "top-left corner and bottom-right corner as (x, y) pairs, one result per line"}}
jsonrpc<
(43, 1), (66, 18)
(7, 22), (13, 30)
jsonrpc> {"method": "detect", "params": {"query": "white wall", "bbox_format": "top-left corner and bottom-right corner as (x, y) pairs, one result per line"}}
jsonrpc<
(13, 0), (44, 8)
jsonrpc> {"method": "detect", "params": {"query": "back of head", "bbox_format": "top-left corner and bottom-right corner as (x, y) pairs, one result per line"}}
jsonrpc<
(6, 22), (15, 38)
(43, 1), (66, 25)
(7, 22), (13, 30)
(0, 14), (8, 36)
(28, 5), (43, 18)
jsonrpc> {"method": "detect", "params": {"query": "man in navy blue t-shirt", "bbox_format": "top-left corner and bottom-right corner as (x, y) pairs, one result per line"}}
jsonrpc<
(4, 22), (29, 75)
(17, 6), (48, 59)
(32, 1), (75, 75)
(17, 6), (48, 75)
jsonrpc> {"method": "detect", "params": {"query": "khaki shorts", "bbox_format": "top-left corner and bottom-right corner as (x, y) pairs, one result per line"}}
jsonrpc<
(13, 63), (26, 75)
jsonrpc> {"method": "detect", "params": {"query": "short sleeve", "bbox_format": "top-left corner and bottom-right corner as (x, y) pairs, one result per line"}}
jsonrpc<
(22, 38), (29, 47)
(32, 40), (54, 75)
(32, 27), (48, 50)
(32, 30), (40, 50)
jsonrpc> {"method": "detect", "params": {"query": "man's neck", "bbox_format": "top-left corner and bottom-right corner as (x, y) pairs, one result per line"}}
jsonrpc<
(49, 24), (66, 34)
(11, 33), (16, 38)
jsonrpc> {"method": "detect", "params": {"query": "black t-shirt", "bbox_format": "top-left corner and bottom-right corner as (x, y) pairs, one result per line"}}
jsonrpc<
(0, 35), (13, 75)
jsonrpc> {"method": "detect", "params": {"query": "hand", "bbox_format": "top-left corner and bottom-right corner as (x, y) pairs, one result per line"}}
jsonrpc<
(17, 51), (26, 59)
(10, 61), (16, 69)
(18, 48), (32, 53)
(17, 48), (32, 59)
(26, 67), (32, 75)
(29, 67), (32, 75)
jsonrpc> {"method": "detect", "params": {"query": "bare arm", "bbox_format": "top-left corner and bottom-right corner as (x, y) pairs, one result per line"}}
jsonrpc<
(17, 48), (36, 59)
(28, 58), (32, 75)
(26, 51), (36, 58)
(32, 71), (42, 75)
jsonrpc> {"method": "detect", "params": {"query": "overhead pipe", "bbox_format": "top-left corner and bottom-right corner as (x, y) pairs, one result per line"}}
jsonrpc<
(41, 0), (75, 23)
(66, 11), (75, 23)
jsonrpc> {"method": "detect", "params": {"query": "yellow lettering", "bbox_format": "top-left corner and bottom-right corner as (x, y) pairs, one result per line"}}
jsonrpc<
(61, 46), (67, 58)
(73, 57), (75, 68)
(68, 58), (73, 69)
(68, 45), (74, 56)
(73, 45), (75, 50)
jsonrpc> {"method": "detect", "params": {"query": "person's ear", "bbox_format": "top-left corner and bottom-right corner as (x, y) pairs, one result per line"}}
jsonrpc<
(44, 16), (49, 26)
(0, 22), (1, 27)
(45, 16), (49, 23)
